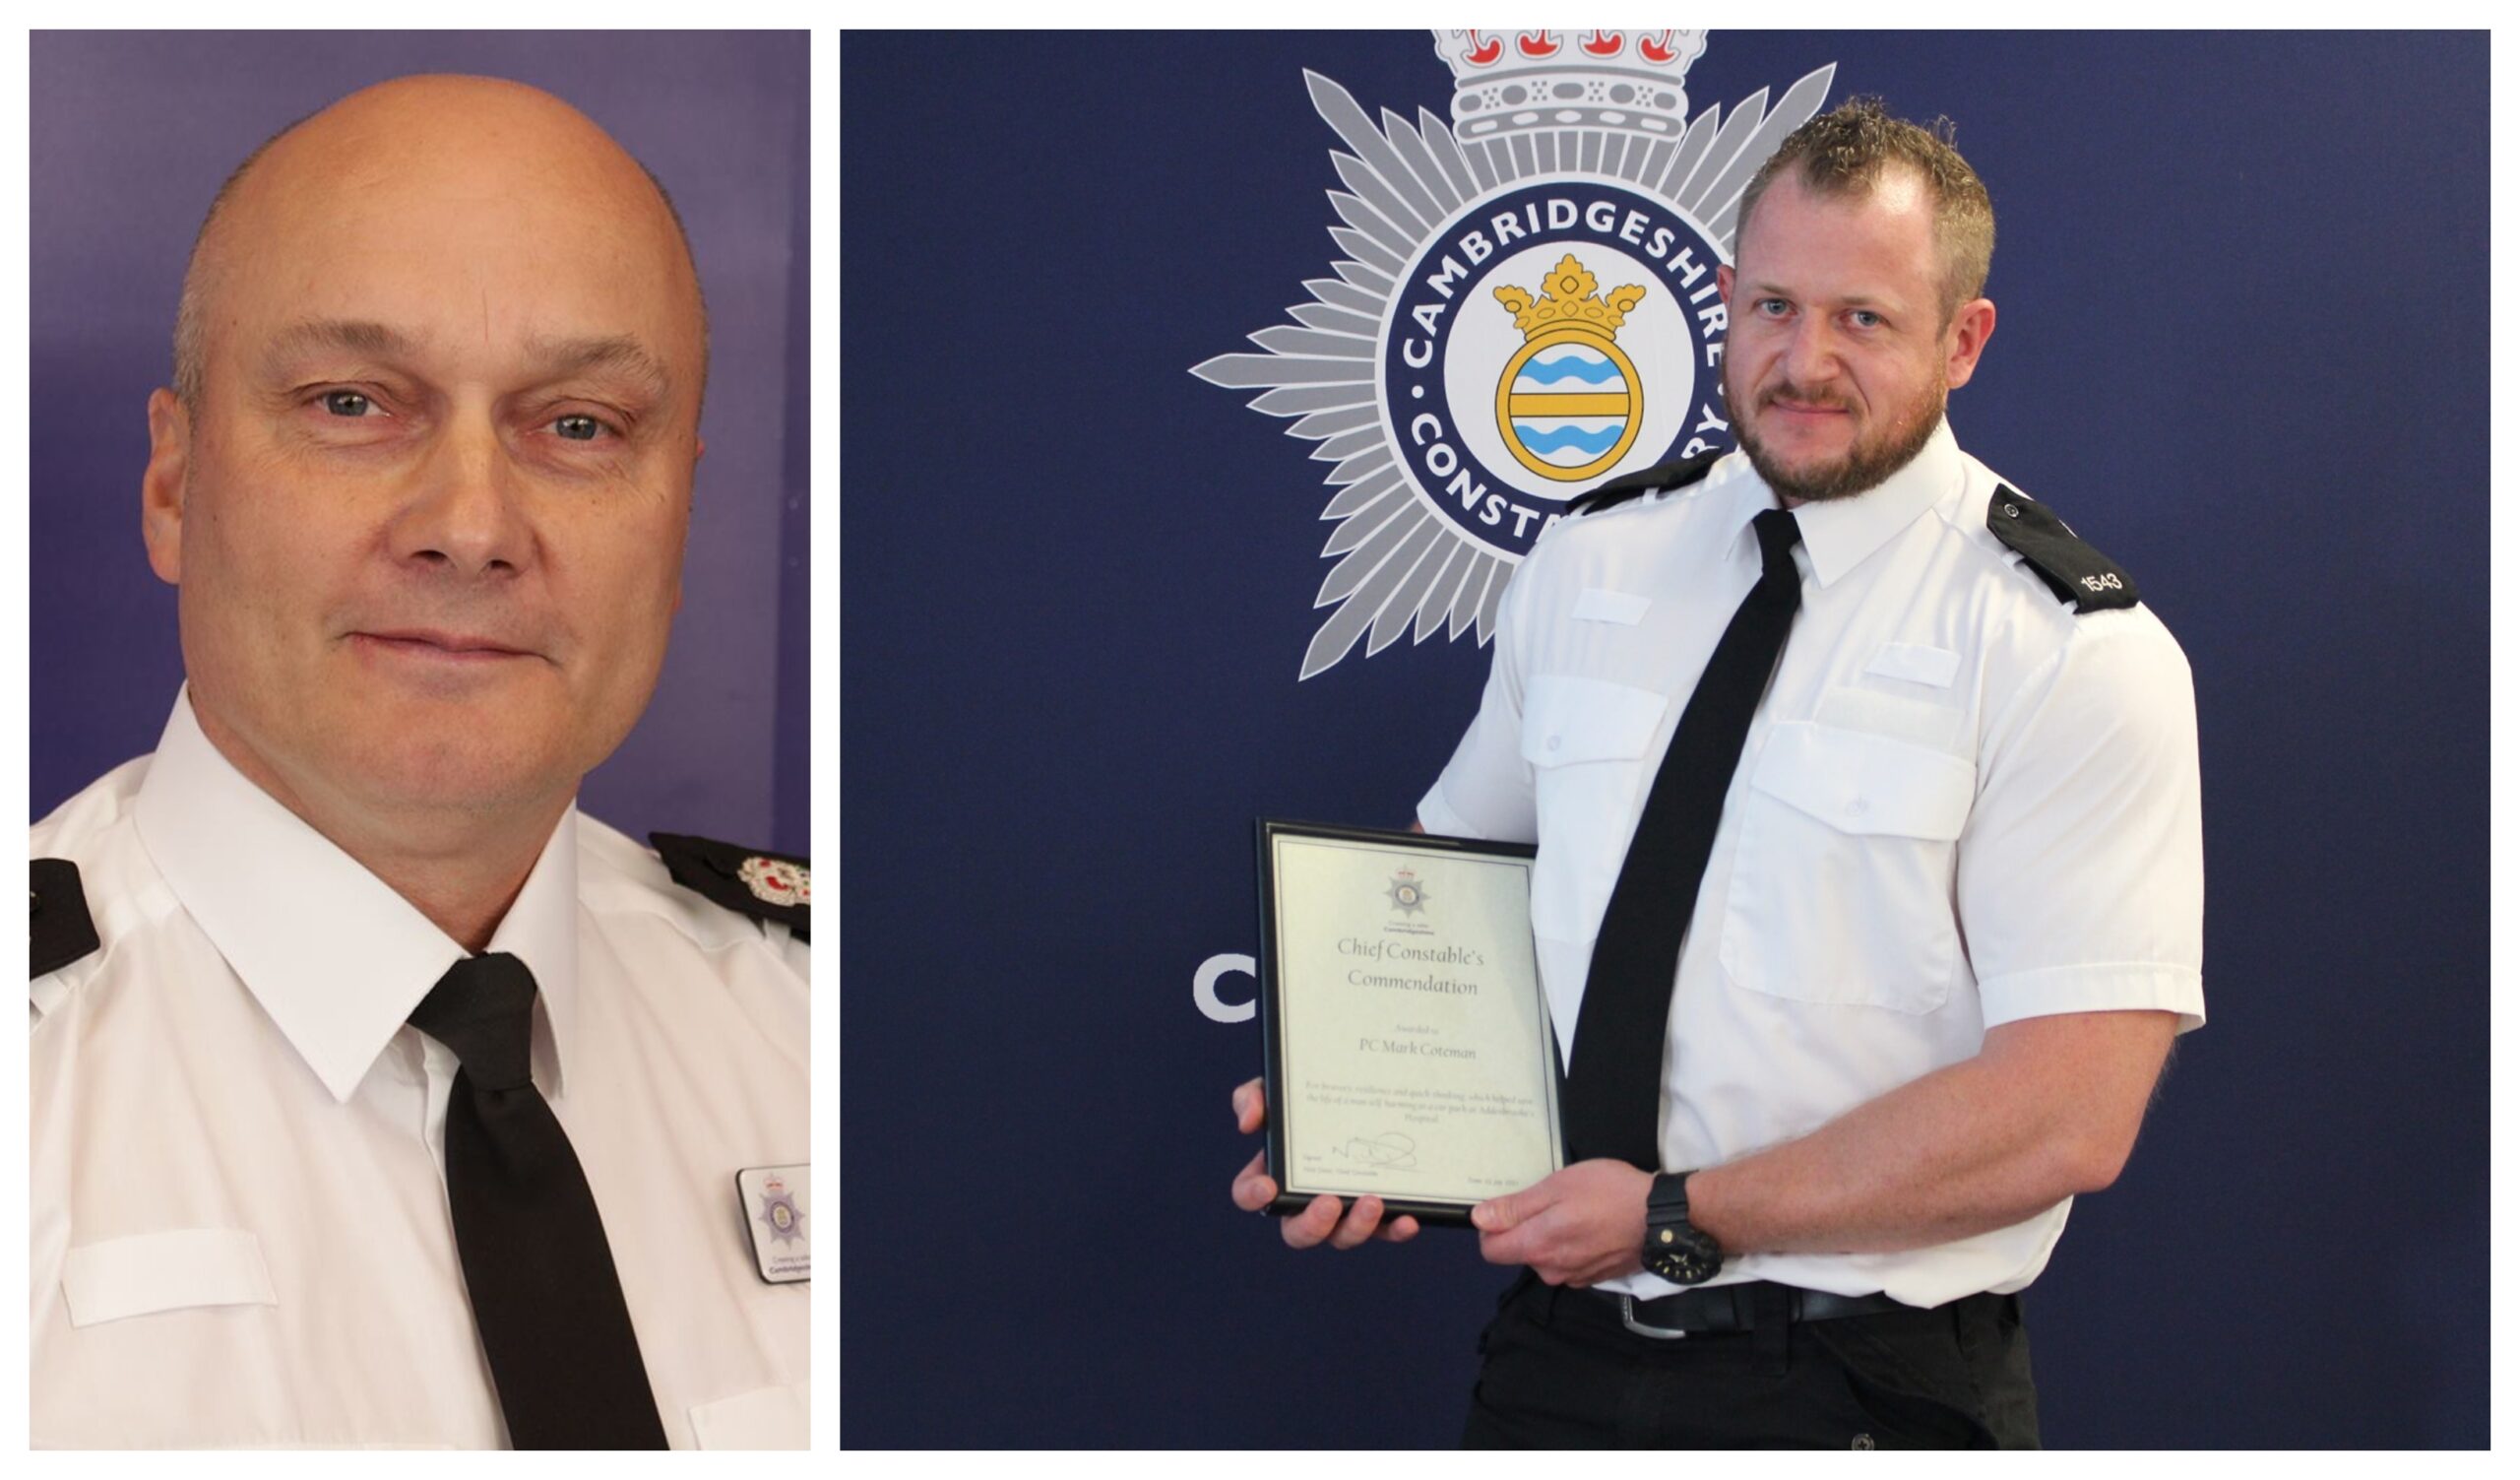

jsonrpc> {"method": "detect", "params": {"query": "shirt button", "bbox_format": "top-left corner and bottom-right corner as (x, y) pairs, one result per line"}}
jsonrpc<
(1546, 736), (1562, 751)
(1846, 799), (1868, 817)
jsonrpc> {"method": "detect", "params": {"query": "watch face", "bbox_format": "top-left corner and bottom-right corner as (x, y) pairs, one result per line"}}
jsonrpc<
(1646, 1224), (1720, 1284)
(1647, 1249), (1716, 1283)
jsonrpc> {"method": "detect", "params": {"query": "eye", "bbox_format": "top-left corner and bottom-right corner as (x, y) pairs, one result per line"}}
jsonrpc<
(551, 414), (607, 442)
(322, 390), (377, 418)
(1755, 297), (1792, 317)
(1848, 309), (1884, 329)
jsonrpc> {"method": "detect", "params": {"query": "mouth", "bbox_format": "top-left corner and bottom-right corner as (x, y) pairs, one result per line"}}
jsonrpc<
(1763, 393), (1854, 422)
(348, 629), (541, 665)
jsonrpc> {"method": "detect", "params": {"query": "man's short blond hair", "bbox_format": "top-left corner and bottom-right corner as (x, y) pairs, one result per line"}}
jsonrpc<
(1734, 97), (1996, 325)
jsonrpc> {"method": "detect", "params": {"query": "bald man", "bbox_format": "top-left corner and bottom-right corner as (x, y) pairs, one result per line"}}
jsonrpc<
(32, 77), (808, 1449)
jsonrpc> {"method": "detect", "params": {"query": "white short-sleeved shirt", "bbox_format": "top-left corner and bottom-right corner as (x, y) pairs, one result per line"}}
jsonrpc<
(1418, 420), (2204, 1309)
(31, 691), (810, 1448)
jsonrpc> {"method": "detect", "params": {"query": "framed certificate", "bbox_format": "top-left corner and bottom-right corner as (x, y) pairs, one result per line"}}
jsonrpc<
(1254, 819), (1564, 1226)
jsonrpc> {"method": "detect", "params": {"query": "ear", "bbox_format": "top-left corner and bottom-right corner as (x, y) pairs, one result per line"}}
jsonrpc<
(142, 389), (191, 585)
(1942, 297), (1997, 390)
(1716, 262), (1733, 309)
(673, 447), (697, 616)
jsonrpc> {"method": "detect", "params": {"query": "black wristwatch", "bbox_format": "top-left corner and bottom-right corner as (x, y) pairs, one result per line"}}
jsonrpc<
(1642, 1171), (1725, 1284)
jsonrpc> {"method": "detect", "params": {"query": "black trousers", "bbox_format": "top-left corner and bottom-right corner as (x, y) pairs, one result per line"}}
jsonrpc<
(1462, 1271), (2041, 1449)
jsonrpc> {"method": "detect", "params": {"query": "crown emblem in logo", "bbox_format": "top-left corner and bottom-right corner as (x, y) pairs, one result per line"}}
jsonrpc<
(1494, 254), (1648, 337)
(1492, 255), (1649, 482)
(1434, 29), (1709, 142)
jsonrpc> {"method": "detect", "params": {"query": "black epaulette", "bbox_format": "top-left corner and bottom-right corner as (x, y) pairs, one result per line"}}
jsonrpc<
(1987, 485), (2141, 612)
(651, 833), (811, 942)
(32, 859), (100, 979)
(1563, 450), (1724, 517)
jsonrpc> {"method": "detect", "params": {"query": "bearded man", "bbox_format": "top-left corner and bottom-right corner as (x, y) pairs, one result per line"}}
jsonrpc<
(1230, 97), (2203, 1449)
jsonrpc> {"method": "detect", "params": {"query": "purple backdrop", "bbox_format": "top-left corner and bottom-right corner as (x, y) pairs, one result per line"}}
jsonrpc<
(30, 31), (811, 858)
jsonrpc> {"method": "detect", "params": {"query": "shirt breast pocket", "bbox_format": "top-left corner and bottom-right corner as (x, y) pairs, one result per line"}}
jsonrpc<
(1519, 675), (1670, 944)
(60, 1228), (277, 1327)
(1719, 721), (1976, 1013)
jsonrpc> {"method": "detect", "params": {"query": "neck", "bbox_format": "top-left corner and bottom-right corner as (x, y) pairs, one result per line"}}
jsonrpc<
(190, 699), (566, 953)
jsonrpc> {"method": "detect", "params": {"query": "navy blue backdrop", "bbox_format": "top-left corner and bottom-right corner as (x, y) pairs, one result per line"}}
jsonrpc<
(842, 32), (2488, 1448)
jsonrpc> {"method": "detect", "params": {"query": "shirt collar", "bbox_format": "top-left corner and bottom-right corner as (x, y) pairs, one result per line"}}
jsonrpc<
(1721, 417), (1966, 587)
(132, 688), (582, 1104)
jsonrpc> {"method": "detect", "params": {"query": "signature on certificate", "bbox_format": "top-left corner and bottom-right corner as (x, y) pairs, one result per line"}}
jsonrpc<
(1328, 1131), (1418, 1170)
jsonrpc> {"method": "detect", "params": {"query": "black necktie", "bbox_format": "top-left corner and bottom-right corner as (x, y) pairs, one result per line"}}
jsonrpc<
(1563, 507), (1804, 1169)
(409, 953), (668, 1449)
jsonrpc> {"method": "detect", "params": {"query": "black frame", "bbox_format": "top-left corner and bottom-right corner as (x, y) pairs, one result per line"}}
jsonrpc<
(1253, 817), (1560, 1228)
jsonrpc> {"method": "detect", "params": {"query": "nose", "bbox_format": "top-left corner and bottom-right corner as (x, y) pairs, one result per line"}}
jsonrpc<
(1776, 313), (1844, 388)
(389, 406), (532, 578)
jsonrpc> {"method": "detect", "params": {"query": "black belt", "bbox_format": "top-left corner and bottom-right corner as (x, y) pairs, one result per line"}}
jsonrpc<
(1595, 1280), (1910, 1340)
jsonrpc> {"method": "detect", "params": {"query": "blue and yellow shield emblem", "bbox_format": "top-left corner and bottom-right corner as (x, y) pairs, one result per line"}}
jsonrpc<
(1492, 254), (1647, 483)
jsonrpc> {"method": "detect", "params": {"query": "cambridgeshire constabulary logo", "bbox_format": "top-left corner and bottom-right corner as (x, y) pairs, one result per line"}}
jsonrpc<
(1194, 31), (1834, 677)
(756, 1176), (803, 1248)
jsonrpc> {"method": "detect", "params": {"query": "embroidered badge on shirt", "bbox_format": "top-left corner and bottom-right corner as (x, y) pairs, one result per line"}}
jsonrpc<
(738, 856), (811, 909)
(737, 1165), (809, 1285)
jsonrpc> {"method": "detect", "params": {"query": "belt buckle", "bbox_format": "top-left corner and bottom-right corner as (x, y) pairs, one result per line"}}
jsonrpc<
(1618, 1294), (1690, 1341)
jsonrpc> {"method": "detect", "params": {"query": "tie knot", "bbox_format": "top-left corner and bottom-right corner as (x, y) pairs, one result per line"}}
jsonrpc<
(410, 952), (539, 1090)
(1751, 507), (1802, 578)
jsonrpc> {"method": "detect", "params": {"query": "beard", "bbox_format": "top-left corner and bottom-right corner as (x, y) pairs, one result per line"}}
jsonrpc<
(1722, 367), (1946, 504)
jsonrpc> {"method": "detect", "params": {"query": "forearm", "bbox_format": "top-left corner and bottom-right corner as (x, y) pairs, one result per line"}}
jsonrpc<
(1684, 1011), (2172, 1257)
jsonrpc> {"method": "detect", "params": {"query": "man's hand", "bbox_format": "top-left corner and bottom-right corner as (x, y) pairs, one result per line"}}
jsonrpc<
(1471, 1159), (1653, 1286)
(1228, 1078), (1421, 1249)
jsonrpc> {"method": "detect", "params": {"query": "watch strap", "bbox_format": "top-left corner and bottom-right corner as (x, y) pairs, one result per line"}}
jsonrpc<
(1648, 1170), (1697, 1216)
